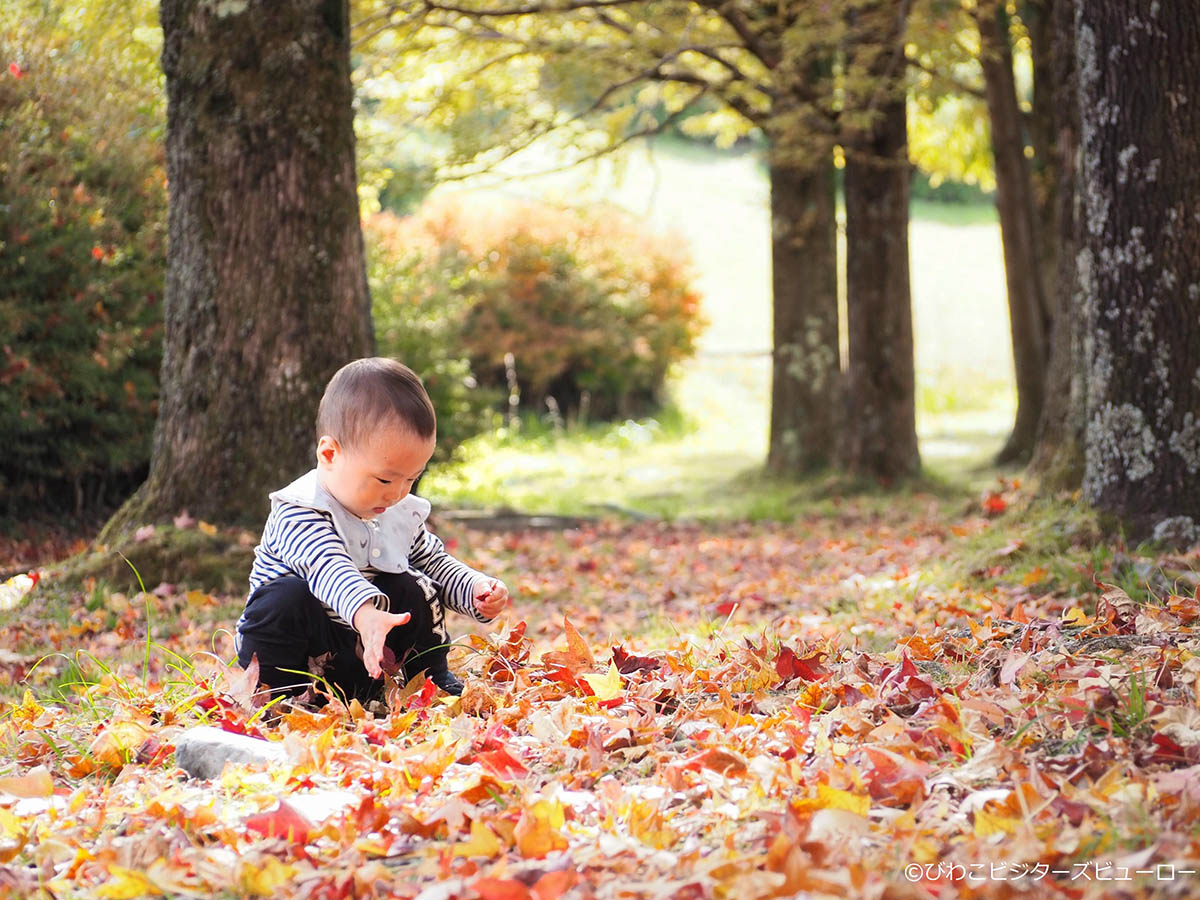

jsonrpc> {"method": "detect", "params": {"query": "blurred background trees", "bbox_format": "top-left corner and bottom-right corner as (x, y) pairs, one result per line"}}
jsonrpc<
(3, 0), (1197, 540)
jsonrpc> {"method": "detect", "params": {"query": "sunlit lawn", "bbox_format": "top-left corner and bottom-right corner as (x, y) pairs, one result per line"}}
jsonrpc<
(422, 137), (1015, 518)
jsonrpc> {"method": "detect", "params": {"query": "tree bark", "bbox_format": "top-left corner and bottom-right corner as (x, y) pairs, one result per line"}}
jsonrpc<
(1030, 0), (1085, 487)
(977, 0), (1051, 465)
(841, 0), (919, 481)
(843, 100), (919, 481)
(1077, 0), (1200, 535)
(103, 0), (373, 536)
(1025, 0), (1059, 301)
(765, 157), (840, 475)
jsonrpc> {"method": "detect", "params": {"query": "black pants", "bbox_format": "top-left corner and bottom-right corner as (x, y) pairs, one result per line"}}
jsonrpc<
(236, 572), (450, 703)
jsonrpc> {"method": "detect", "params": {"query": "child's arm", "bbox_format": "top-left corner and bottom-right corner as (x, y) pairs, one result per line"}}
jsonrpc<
(408, 525), (505, 622)
(264, 504), (396, 629)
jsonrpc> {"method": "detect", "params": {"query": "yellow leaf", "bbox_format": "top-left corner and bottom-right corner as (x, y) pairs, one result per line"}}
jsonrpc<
(453, 819), (502, 858)
(1062, 606), (1091, 626)
(0, 808), (25, 840)
(96, 866), (162, 899)
(974, 807), (1021, 838)
(11, 690), (43, 728)
(198, 521), (217, 536)
(625, 799), (675, 850)
(1021, 566), (1048, 587)
(0, 765), (53, 798)
(582, 662), (623, 701)
(815, 784), (870, 816)
(515, 798), (568, 858)
(910, 837), (939, 863)
(238, 856), (296, 897)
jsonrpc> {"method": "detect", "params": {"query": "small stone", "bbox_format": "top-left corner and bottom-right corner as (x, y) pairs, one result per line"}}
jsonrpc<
(1152, 516), (1199, 549)
(174, 726), (288, 779)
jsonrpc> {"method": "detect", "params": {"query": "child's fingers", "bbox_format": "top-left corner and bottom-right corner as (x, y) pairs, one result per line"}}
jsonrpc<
(363, 640), (382, 679)
(366, 613), (410, 679)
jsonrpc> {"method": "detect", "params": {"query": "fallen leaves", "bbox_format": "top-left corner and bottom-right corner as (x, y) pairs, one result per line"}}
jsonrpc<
(2, 509), (1200, 898)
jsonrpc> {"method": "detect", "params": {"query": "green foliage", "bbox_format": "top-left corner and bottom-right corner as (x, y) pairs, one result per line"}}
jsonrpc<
(367, 215), (501, 459)
(368, 194), (705, 428)
(0, 8), (166, 517)
(910, 170), (991, 206)
(350, 0), (768, 179)
(906, 0), (995, 191)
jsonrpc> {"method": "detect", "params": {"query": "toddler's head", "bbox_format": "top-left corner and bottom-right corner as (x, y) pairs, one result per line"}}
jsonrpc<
(314, 358), (437, 519)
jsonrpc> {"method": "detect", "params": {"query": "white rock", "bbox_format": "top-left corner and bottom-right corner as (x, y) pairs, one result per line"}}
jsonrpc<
(174, 726), (288, 779)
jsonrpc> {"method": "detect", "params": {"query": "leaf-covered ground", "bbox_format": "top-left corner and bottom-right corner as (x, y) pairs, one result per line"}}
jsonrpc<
(2, 493), (1200, 899)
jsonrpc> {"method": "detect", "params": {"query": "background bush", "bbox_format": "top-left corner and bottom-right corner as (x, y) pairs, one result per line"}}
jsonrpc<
(368, 217), (501, 460)
(367, 194), (705, 433)
(0, 21), (166, 519)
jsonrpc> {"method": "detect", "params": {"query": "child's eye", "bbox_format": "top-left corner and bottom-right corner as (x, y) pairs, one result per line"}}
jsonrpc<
(376, 477), (391, 485)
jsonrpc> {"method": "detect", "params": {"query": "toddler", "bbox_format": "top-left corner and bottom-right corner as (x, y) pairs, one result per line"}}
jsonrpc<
(235, 357), (508, 703)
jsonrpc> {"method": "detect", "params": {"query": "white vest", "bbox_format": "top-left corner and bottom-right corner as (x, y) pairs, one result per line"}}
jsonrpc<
(270, 469), (432, 574)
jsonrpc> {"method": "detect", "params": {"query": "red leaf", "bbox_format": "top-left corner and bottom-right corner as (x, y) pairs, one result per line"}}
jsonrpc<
(775, 646), (829, 682)
(380, 645), (402, 677)
(476, 746), (529, 780)
(8, 62), (22, 78)
(405, 679), (438, 711)
(473, 878), (533, 900)
(612, 645), (660, 674)
(532, 870), (578, 900)
(983, 492), (1007, 516)
(244, 799), (312, 844)
(477, 724), (515, 752)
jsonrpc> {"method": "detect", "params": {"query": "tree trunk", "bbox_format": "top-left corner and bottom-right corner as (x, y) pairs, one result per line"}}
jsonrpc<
(103, 0), (373, 536)
(977, 0), (1051, 465)
(843, 99), (920, 480)
(1030, 0), (1085, 487)
(1025, 0), (1059, 301)
(765, 158), (840, 475)
(1077, 0), (1200, 536)
(841, 0), (919, 481)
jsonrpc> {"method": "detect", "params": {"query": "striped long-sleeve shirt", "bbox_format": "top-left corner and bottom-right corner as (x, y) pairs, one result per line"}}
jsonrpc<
(238, 469), (492, 636)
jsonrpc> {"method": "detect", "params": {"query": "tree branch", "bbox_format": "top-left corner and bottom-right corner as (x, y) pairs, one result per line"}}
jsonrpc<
(438, 84), (712, 182)
(686, 45), (774, 100)
(906, 55), (986, 100)
(695, 0), (779, 69)
(421, 0), (645, 17)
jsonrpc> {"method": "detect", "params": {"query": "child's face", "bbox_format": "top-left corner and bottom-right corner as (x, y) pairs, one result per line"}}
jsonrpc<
(316, 422), (436, 520)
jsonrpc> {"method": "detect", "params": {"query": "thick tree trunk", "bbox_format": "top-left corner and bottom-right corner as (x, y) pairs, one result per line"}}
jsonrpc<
(843, 98), (920, 480)
(103, 0), (373, 536)
(765, 158), (840, 475)
(977, 0), (1051, 465)
(1077, 0), (1200, 536)
(1025, 0), (1059, 301)
(1030, 0), (1085, 487)
(841, 0), (919, 481)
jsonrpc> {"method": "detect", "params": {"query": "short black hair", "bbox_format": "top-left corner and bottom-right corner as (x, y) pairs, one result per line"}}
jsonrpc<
(316, 358), (436, 449)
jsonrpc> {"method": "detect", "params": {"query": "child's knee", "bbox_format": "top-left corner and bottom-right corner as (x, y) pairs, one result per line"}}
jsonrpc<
(239, 577), (320, 633)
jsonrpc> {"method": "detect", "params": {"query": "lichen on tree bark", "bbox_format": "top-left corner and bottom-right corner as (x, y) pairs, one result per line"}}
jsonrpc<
(1076, 0), (1200, 532)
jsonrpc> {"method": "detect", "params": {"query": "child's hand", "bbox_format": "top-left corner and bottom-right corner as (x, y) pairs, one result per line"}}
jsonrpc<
(473, 577), (509, 619)
(353, 603), (411, 679)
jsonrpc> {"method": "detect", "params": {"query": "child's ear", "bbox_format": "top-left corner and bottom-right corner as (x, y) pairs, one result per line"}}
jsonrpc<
(316, 435), (339, 468)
